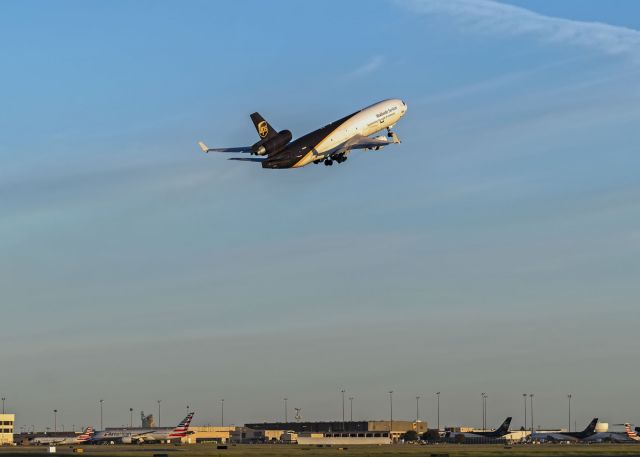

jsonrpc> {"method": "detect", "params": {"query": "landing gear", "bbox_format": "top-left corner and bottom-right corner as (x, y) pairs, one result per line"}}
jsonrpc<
(387, 128), (401, 143)
(335, 155), (347, 164)
(324, 159), (333, 166)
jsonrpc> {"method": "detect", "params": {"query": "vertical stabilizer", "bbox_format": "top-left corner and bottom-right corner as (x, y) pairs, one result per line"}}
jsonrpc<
(250, 112), (278, 140)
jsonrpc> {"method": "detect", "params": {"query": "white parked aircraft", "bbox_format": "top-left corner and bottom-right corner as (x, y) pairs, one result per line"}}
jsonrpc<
(30, 427), (94, 445)
(199, 99), (408, 168)
(90, 412), (194, 444)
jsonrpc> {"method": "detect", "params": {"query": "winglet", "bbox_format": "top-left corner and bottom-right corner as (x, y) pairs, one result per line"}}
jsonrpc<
(198, 141), (210, 153)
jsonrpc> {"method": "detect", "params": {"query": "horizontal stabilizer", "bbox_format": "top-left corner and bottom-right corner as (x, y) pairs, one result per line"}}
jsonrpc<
(198, 141), (253, 153)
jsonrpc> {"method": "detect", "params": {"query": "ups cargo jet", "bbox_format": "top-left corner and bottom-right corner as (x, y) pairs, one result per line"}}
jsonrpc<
(445, 417), (512, 441)
(198, 99), (407, 169)
(531, 418), (599, 442)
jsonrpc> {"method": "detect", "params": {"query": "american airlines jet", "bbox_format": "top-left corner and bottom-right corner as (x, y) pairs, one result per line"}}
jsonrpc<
(91, 412), (194, 444)
(30, 427), (94, 446)
(198, 99), (407, 168)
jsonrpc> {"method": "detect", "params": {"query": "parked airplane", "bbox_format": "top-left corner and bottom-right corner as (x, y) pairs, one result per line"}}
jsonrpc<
(30, 427), (94, 445)
(532, 418), (599, 442)
(198, 99), (407, 168)
(91, 412), (194, 444)
(445, 417), (512, 440)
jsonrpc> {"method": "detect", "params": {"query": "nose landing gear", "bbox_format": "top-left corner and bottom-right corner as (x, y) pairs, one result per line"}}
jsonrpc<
(387, 128), (401, 143)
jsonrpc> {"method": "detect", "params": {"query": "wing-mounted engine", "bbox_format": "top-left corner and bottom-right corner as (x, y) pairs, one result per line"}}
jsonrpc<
(121, 437), (133, 444)
(251, 130), (292, 156)
(367, 135), (389, 151)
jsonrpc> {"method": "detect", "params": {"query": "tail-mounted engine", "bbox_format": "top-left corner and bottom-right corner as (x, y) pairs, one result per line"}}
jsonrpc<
(252, 130), (292, 156)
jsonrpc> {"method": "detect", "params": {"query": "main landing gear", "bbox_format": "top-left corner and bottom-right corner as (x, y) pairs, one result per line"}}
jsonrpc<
(319, 155), (347, 166)
(324, 156), (347, 166)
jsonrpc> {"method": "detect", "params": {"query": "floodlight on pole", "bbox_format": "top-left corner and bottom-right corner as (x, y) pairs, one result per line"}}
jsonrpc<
(341, 389), (346, 430)
(529, 394), (534, 432)
(99, 400), (104, 431)
(436, 392), (441, 431)
(388, 391), (394, 439)
(523, 394), (527, 431)
(567, 394), (572, 433)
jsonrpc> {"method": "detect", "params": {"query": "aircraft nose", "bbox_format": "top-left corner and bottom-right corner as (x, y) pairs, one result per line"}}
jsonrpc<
(401, 99), (408, 114)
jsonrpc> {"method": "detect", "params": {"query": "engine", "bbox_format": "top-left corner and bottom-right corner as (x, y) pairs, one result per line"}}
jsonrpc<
(252, 130), (292, 156)
(121, 437), (133, 444)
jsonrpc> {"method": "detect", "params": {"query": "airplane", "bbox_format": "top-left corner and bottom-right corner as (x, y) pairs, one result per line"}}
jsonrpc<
(90, 412), (194, 444)
(198, 98), (408, 169)
(531, 418), (599, 442)
(445, 417), (512, 441)
(30, 427), (94, 445)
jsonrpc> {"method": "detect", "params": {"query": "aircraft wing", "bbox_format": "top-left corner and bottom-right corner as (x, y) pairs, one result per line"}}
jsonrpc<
(227, 157), (265, 162)
(198, 142), (253, 153)
(339, 133), (401, 152)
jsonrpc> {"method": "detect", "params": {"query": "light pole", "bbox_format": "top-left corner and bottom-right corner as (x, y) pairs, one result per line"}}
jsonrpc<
(53, 410), (58, 432)
(1, 397), (5, 414)
(99, 399), (104, 430)
(436, 392), (440, 431)
(157, 400), (161, 427)
(481, 393), (486, 431)
(388, 391), (393, 439)
(567, 394), (572, 432)
(349, 397), (354, 421)
(416, 396), (421, 423)
(341, 389), (346, 430)
(129, 408), (133, 428)
(529, 394), (534, 432)
(484, 394), (488, 431)
(523, 394), (527, 431)
(220, 399), (224, 427)
(284, 398), (288, 423)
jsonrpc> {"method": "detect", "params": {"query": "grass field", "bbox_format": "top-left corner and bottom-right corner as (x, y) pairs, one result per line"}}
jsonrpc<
(2, 444), (640, 457)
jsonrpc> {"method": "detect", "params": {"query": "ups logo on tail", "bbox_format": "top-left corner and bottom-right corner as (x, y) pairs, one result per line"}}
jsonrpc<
(258, 121), (269, 138)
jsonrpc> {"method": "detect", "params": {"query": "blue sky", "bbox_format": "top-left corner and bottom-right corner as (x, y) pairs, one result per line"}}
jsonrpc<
(1, 0), (639, 432)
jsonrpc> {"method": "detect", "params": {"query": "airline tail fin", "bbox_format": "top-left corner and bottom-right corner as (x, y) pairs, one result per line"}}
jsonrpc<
(250, 112), (278, 140)
(625, 423), (639, 440)
(169, 412), (194, 437)
(78, 426), (94, 441)
(497, 417), (512, 434)
(583, 418), (598, 434)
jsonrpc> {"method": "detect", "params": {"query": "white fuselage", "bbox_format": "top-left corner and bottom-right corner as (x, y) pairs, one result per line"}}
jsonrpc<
(293, 98), (407, 167)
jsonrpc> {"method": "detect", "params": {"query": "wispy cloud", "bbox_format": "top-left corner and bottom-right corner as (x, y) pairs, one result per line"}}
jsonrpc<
(344, 55), (385, 80)
(401, 0), (640, 58)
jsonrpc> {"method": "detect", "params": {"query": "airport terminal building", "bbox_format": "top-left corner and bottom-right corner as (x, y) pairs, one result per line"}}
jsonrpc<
(0, 414), (14, 445)
(244, 420), (426, 443)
